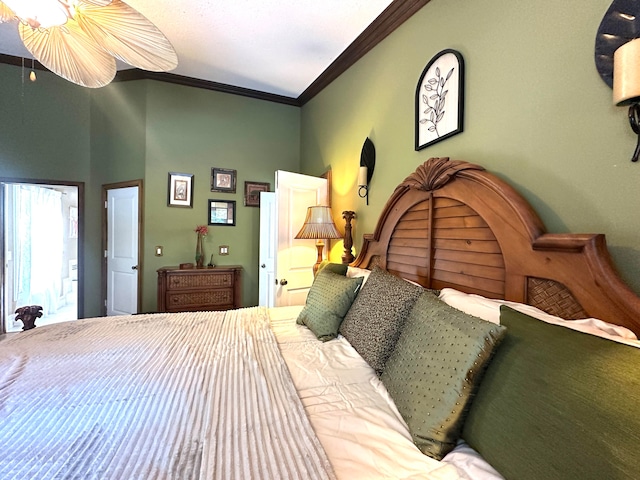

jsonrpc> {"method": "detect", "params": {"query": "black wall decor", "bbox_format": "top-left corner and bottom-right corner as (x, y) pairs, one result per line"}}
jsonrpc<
(360, 137), (375, 184)
(595, 0), (640, 88)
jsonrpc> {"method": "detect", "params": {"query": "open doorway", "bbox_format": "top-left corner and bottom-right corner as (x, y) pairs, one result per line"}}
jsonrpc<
(1, 180), (84, 333)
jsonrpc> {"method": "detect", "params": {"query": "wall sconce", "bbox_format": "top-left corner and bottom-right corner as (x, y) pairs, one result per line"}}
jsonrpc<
(295, 205), (343, 274)
(358, 137), (376, 205)
(614, 37), (640, 162)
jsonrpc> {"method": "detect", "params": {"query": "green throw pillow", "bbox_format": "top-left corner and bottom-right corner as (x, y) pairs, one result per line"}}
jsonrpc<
(316, 261), (348, 277)
(381, 291), (506, 460)
(297, 269), (363, 341)
(462, 305), (640, 480)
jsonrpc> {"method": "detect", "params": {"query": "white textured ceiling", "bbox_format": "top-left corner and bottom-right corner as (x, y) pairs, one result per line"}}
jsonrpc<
(0, 0), (394, 98)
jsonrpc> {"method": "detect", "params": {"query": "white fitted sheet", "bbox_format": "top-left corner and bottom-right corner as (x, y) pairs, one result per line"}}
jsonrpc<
(269, 306), (504, 480)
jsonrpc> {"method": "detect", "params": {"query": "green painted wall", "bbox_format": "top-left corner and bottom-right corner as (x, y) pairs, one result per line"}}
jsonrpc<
(1, 66), (300, 317)
(300, 0), (640, 295)
(139, 81), (300, 312)
(0, 65), (105, 317)
(91, 81), (147, 184)
(89, 80), (301, 312)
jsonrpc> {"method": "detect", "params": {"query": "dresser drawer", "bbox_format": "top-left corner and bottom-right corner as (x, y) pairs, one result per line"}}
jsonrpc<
(167, 289), (234, 311)
(167, 272), (233, 290)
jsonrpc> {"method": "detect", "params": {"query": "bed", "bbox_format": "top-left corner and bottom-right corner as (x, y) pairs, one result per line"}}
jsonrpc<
(1, 157), (639, 480)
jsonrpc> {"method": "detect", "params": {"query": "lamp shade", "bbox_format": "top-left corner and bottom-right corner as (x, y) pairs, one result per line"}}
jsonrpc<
(614, 38), (640, 105)
(295, 206), (342, 240)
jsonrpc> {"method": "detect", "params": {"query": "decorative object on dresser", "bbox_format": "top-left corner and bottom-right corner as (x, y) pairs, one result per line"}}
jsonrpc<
(415, 49), (464, 151)
(295, 206), (343, 274)
(358, 137), (376, 205)
(157, 266), (242, 312)
(210, 167), (237, 193)
(194, 225), (208, 268)
(341, 210), (356, 264)
(244, 181), (271, 207)
(167, 172), (193, 208)
(208, 199), (236, 226)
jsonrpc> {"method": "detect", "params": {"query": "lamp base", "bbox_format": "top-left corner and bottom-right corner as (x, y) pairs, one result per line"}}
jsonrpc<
(313, 240), (325, 275)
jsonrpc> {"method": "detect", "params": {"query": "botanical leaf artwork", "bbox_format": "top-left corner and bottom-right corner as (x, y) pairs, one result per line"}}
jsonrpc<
(420, 66), (454, 137)
(415, 50), (464, 151)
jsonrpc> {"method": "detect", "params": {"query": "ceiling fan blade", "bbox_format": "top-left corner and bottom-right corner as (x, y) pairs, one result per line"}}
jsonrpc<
(76, 0), (178, 72)
(19, 20), (116, 88)
(0, 1), (16, 22)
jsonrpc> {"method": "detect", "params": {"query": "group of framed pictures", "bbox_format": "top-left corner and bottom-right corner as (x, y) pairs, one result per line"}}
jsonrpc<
(167, 168), (271, 226)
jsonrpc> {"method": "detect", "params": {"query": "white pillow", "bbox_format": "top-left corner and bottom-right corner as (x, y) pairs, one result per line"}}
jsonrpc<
(346, 266), (371, 286)
(438, 288), (638, 342)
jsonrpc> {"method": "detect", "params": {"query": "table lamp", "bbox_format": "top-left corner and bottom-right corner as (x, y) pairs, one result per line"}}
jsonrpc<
(295, 206), (342, 274)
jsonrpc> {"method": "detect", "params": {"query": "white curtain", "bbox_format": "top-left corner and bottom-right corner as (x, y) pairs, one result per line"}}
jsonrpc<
(15, 185), (63, 315)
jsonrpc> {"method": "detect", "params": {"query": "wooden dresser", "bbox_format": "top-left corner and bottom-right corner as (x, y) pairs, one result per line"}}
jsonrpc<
(157, 266), (242, 313)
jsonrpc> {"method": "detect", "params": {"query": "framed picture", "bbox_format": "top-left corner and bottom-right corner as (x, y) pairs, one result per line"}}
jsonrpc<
(168, 172), (193, 208)
(211, 168), (237, 193)
(244, 181), (270, 207)
(415, 49), (464, 151)
(208, 199), (236, 226)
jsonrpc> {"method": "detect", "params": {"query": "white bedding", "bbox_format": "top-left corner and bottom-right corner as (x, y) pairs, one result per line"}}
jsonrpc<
(270, 306), (504, 480)
(0, 307), (334, 480)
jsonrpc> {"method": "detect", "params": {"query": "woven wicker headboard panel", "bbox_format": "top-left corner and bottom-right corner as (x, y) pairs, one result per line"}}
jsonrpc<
(353, 158), (640, 335)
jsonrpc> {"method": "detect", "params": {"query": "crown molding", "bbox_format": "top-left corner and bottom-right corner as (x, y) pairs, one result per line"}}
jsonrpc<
(298, 0), (431, 105)
(0, 0), (429, 106)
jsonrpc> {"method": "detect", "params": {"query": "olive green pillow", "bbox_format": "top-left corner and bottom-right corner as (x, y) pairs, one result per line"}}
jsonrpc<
(296, 269), (363, 342)
(316, 261), (348, 277)
(462, 305), (640, 480)
(381, 291), (506, 460)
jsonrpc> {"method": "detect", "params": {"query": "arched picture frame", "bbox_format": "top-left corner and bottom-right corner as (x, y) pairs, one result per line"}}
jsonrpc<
(415, 49), (465, 151)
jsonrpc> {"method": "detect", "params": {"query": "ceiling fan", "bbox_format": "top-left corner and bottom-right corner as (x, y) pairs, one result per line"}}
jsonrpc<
(0, 0), (178, 88)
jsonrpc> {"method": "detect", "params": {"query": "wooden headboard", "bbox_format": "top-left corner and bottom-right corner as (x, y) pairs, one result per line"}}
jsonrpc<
(351, 158), (640, 335)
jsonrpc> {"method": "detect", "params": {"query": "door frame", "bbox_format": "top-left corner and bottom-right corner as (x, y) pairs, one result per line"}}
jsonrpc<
(0, 177), (85, 334)
(101, 180), (144, 316)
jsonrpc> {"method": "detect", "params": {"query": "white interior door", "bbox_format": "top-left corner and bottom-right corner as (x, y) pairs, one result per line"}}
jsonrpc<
(106, 186), (139, 316)
(258, 192), (276, 307)
(274, 171), (328, 307)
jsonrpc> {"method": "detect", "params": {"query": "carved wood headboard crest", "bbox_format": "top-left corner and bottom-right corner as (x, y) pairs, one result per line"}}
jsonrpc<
(398, 157), (484, 192)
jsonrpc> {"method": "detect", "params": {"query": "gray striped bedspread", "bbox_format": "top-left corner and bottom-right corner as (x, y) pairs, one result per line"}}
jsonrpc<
(0, 307), (335, 479)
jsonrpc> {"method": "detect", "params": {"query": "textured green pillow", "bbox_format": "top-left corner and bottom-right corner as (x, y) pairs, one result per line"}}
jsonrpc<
(316, 261), (348, 277)
(339, 266), (424, 374)
(381, 291), (506, 460)
(462, 305), (640, 480)
(296, 269), (363, 341)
